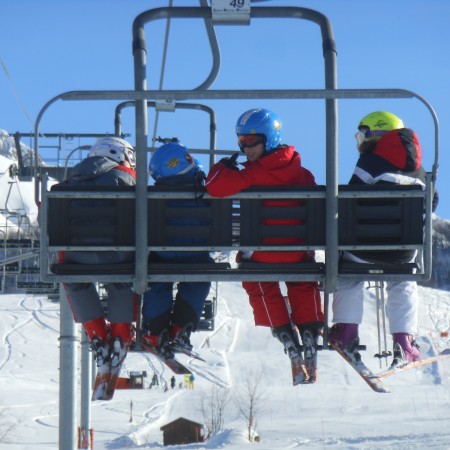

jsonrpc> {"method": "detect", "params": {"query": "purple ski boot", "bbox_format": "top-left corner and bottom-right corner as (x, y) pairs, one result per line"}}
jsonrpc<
(390, 333), (421, 369)
(329, 323), (370, 375)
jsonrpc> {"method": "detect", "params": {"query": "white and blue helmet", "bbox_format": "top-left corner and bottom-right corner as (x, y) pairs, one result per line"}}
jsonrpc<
(88, 137), (136, 167)
(149, 142), (198, 181)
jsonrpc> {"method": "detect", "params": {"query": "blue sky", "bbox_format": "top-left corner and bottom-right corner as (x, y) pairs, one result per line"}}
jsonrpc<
(1, 0), (449, 218)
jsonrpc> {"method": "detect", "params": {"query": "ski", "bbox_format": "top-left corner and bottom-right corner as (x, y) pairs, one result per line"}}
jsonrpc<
(103, 362), (125, 400)
(291, 354), (309, 385)
(329, 341), (390, 393)
(92, 363), (125, 401)
(282, 296), (313, 385)
(173, 344), (206, 362)
(92, 361), (111, 401)
(141, 341), (192, 375)
(300, 330), (318, 383)
(372, 348), (450, 380)
(92, 339), (129, 401)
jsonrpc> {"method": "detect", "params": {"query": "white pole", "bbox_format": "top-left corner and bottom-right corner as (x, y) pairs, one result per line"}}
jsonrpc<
(59, 284), (79, 450)
(80, 330), (92, 448)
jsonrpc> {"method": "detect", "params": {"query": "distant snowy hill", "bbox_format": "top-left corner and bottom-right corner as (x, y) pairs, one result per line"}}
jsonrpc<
(0, 154), (38, 228)
(0, 129), (41, 168)
(0, 130), (50, 230)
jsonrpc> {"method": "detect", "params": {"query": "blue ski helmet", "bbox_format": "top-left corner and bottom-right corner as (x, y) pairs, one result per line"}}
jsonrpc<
(235, 108), (283, 151)
(149, 142), (197, 180)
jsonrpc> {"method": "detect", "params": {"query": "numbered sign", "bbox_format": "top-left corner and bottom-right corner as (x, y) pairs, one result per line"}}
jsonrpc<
(156, 99), (176, 112)
(211, 0), (251, 25)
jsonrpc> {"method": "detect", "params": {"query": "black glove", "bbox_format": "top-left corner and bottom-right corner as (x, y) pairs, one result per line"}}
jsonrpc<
(219, 152), (240, 171)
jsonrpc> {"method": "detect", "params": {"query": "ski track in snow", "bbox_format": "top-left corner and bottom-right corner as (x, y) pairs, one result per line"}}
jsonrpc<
(0, 314), (33, 372)
(0, 296), (59, 377)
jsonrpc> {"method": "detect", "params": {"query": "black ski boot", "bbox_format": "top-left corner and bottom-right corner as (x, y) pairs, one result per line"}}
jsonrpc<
(298, 322), (323, 382)
(141, 328), (175, 359)
(271, 324), (302, 360)
(171, 323), (194, 353)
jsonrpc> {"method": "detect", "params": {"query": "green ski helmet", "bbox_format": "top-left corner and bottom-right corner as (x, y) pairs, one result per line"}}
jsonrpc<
(355, 111), (404, 149)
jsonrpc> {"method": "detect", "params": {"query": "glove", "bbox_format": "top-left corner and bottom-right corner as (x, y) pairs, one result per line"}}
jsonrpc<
(219, 152), (240, 170)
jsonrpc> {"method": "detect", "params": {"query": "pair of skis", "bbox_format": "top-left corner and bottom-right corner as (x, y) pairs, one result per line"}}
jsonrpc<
(282, 296), (318, 386)
(140, 340), (205, 375)
(291, 354), (314, 385)
(92, 342), (205, 401)
(92, 354), (127, 401)
(92, 341), (206, 401)
(331, 342), (450, 393)
(290, 334), (319, 385)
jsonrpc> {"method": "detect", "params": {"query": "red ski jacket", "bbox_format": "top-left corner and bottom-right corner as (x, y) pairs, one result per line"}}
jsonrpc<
(206, 145), (316, 264)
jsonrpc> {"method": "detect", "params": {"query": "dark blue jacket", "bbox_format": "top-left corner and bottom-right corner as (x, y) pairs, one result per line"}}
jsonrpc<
(151, 171), (213, 263)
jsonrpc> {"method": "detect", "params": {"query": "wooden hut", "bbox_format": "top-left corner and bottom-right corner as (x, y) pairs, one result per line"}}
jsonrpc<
(114, 371), (146, 390)
(160, 417), (204, 446)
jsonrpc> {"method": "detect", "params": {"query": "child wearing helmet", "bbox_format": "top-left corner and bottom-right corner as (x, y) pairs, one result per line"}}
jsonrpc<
(329, 111), (439, 371)
(141, 142), (214, 359)
(206, 108), (324, 382)
(54, 136), (137, 397)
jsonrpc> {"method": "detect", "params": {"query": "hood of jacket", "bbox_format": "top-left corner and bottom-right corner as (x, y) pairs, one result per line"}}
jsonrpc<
(241, 145), (308, 185)
(70, 156), (120, 182)
(372, 128), (422, 172)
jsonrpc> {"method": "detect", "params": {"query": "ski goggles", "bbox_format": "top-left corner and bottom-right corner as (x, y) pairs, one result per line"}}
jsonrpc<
(238, 134), (265, 151)
(355, 129), (388, 147)
(124, 147), (136, 167)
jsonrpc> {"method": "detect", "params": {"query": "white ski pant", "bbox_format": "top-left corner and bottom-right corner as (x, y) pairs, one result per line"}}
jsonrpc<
(332, 252), (419, 334)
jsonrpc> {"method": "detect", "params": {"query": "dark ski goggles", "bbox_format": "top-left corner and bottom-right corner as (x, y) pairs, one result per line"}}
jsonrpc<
(238, 134), (266, 151)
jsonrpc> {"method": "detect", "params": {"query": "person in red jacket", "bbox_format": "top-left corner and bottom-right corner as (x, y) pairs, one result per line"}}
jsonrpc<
(206, 108), (324, 381)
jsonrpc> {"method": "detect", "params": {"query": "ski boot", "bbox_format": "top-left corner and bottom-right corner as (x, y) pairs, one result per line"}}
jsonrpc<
(389, 333), (421, 369)
(272, 323), (308, 384)
(329, 323), (370, 375)
(141, 328), (175, 359)
(171, 323), (194, 354)
(271, 323), (302, 360)
(298, 322), (323, 382)
(84, 317), (111, 368)
(110, 322), (135, 368)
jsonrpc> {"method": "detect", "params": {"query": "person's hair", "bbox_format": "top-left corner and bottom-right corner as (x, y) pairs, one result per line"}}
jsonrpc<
(358, 139), (378, 154)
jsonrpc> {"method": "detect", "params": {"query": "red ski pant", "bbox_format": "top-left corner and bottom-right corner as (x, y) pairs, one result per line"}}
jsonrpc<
(242, 281), (323, 327)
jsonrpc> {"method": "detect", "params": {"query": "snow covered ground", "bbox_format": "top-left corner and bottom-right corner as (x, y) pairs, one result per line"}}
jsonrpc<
(0, 282), (449, 449)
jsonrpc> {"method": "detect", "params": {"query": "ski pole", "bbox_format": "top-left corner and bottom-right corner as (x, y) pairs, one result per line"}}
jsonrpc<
(375, 282), (382, 369)
(380, 282), (391, 366)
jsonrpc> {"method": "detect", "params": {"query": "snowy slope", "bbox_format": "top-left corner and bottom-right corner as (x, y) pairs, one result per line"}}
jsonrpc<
(0, 283), (449, 450)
